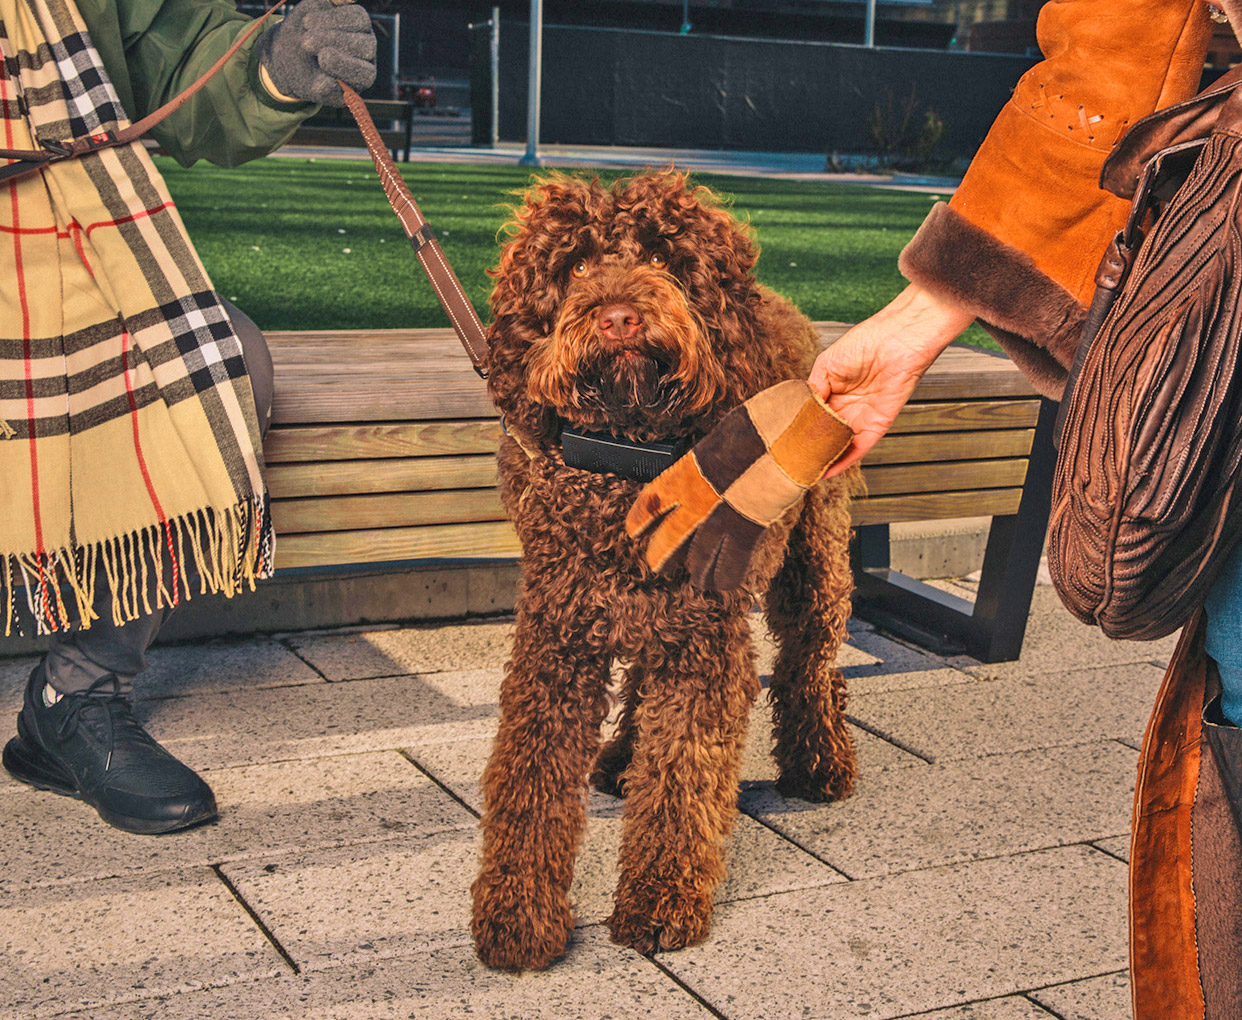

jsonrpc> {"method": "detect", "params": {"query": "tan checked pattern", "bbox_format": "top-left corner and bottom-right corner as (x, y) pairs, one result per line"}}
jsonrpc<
(0, 0), (271, 636)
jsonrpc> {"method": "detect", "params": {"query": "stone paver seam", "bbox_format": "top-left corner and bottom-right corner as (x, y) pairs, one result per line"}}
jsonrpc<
(1090, 840), (1130, 865)
(841, 715), (934, 764)
(1026, 968), (1128, 1011)
(882, 992), (1063, 1019)
(751, 837), (1129, 885)
(734, 805), (857, 881)
(211, 863), (302, 976)
(398, 747), (482, 820)
(277, 637), (332, 682)
(641, 952), (733, 1020)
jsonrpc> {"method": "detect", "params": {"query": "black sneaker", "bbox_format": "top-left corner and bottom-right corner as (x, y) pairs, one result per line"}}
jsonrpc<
(2, 669), (217, 834)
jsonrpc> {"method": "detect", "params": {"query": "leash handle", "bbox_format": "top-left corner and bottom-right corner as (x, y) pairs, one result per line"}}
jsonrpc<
(338, 80), (490, 378)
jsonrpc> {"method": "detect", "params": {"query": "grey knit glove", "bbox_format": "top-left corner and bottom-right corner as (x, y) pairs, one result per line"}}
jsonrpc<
(257, 0), (377, 107)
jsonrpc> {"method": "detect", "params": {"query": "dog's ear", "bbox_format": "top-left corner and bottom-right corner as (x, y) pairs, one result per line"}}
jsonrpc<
(486, 174), (611, 434)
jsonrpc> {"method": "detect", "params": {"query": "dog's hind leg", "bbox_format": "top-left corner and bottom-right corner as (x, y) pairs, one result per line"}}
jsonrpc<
(591, 664), (642, 797)
(763, 481), (857, 802)
(471, 600), (610, 972)
(607, 612), (758, 954)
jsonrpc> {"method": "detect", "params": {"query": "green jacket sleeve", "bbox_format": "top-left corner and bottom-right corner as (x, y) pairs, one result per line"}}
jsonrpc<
(114, 0), (318, 168)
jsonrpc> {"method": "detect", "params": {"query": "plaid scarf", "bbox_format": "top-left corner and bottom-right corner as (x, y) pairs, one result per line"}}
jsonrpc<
(0, 0), (273, 636)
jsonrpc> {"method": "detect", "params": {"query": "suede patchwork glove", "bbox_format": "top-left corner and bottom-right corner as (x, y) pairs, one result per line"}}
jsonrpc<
(626, 380), (853, 592)
(258, 0), (377, 107)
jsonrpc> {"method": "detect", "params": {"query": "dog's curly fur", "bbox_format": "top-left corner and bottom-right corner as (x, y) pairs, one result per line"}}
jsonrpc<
(471, 171), (860, 971)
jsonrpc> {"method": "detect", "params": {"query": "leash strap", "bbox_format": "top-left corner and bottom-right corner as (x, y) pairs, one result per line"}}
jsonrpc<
(0, 0), (290, 175)
(338, 81), (490, 378)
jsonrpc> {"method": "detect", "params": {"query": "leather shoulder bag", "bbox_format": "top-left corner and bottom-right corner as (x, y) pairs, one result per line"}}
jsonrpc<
(1049, 66), (1242, 640)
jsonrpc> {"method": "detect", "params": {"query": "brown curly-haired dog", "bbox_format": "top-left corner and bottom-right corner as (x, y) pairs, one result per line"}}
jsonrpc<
(471, 171), (860, 971)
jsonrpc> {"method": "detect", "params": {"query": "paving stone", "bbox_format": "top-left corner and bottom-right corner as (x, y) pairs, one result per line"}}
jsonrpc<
(223, 805), (843, 973)
(848, 662), (1165, 762)
(912, 999), (1056, 1019)
(75, 929), (717, 1019)
(285, 620), (516, 681)
(658, 845), (1127, 1020)
(146, 670), (503, 769)
(0, 867), (284, 1020)
(1029, 971), (1131, 1020)
(740, 742), (1136, 879)
(221, 828), (479, 969)
(1092, 836), (1130, 863)
(0, 751), (472, 893)
(946, 587), (1180, 680)
(136, 636), (323, 699)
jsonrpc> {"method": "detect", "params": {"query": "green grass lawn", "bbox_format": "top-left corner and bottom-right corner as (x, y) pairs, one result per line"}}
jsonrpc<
(158, 155), (992, 346)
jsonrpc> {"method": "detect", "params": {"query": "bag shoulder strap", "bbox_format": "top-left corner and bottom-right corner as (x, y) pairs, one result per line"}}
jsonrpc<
(1101, 63), (1242, 198)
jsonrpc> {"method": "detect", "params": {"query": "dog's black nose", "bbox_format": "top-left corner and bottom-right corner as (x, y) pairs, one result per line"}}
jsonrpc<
(598, 303), (642, 341)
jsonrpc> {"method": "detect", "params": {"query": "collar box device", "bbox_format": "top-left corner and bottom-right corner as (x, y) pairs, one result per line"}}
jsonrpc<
(561, 425), (690, 483)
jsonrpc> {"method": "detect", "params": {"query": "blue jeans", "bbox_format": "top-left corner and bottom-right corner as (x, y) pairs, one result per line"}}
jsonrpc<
(1204, 539), (1242, 727)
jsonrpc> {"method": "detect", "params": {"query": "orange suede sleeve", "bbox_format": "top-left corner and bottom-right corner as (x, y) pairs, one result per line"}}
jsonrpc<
(949, 0), (1211, 307)
(899, 0), (1213, 397)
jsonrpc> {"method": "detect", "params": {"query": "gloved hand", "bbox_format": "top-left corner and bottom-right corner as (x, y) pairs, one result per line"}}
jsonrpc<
(626, 380), (853, 592)
(258, 0), (377, 107)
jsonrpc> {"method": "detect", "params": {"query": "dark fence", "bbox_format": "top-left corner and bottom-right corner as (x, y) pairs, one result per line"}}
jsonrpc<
(470, 24), (1038, 157)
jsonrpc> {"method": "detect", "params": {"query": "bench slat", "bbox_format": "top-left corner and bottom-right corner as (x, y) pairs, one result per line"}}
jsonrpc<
(851, 488), (1024, 525)
(264, 421), (502, 463)
(267, 455), (498, 499)
(276, 521), (521, 569)
(889, 399), (1041, 435)
(861, 458), (1028, 497)
(864, 429), (1035, 467)
(272, 489), (506, 534)
(264, 325), (1038, 424)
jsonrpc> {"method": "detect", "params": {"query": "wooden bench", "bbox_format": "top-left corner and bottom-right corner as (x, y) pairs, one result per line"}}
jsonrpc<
(264, 324), (1054, 663)
(288, 98), (415, 161)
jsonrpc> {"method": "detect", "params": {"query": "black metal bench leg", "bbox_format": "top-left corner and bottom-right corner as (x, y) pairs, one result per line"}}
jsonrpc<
(851, 397), (1058, 664)
(962, 397), (1057, 661)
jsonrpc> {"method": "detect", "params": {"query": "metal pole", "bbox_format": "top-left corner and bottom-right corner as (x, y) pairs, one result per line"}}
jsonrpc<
(489, 6), (500, 146)
(681, 0), (691, 33)
(519, 0), (542, 166)
(864, 0), (876, 47)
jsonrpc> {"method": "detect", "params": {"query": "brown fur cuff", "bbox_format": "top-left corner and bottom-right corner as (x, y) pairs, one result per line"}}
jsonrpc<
(898, 203), (1088, 400)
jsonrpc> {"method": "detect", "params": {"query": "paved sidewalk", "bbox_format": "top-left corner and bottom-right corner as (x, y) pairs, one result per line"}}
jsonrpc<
(0, 577), (1175, 1020)
(272, 140), (960, 192)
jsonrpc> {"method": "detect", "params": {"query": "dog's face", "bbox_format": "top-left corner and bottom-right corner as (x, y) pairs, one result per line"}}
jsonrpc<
(487, 172), (771, 444)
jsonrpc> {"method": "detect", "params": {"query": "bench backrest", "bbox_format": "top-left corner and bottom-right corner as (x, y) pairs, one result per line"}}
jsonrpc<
(264, 325), (1040, 569)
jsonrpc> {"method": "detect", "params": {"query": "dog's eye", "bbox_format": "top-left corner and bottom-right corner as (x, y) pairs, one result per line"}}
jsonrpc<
(571, 260), (589, 278)
(649, 252), (668, 269)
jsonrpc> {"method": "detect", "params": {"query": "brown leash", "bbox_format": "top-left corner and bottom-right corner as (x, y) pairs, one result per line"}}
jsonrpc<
(336, 81), (489, 378)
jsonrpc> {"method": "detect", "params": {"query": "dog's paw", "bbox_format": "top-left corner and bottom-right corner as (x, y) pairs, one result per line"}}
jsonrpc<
(471, 872), (574, 972)
(607, 885), (713, 955)
(774, 757), (855, 803)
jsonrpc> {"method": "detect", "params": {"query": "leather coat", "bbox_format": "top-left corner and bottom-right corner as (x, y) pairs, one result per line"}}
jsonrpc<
(898, 5), (1242, 1019)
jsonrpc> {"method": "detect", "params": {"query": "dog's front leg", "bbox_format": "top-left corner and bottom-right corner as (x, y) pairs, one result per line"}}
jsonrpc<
(608, 613), (758, 955)
(471, 602), (610, 972)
